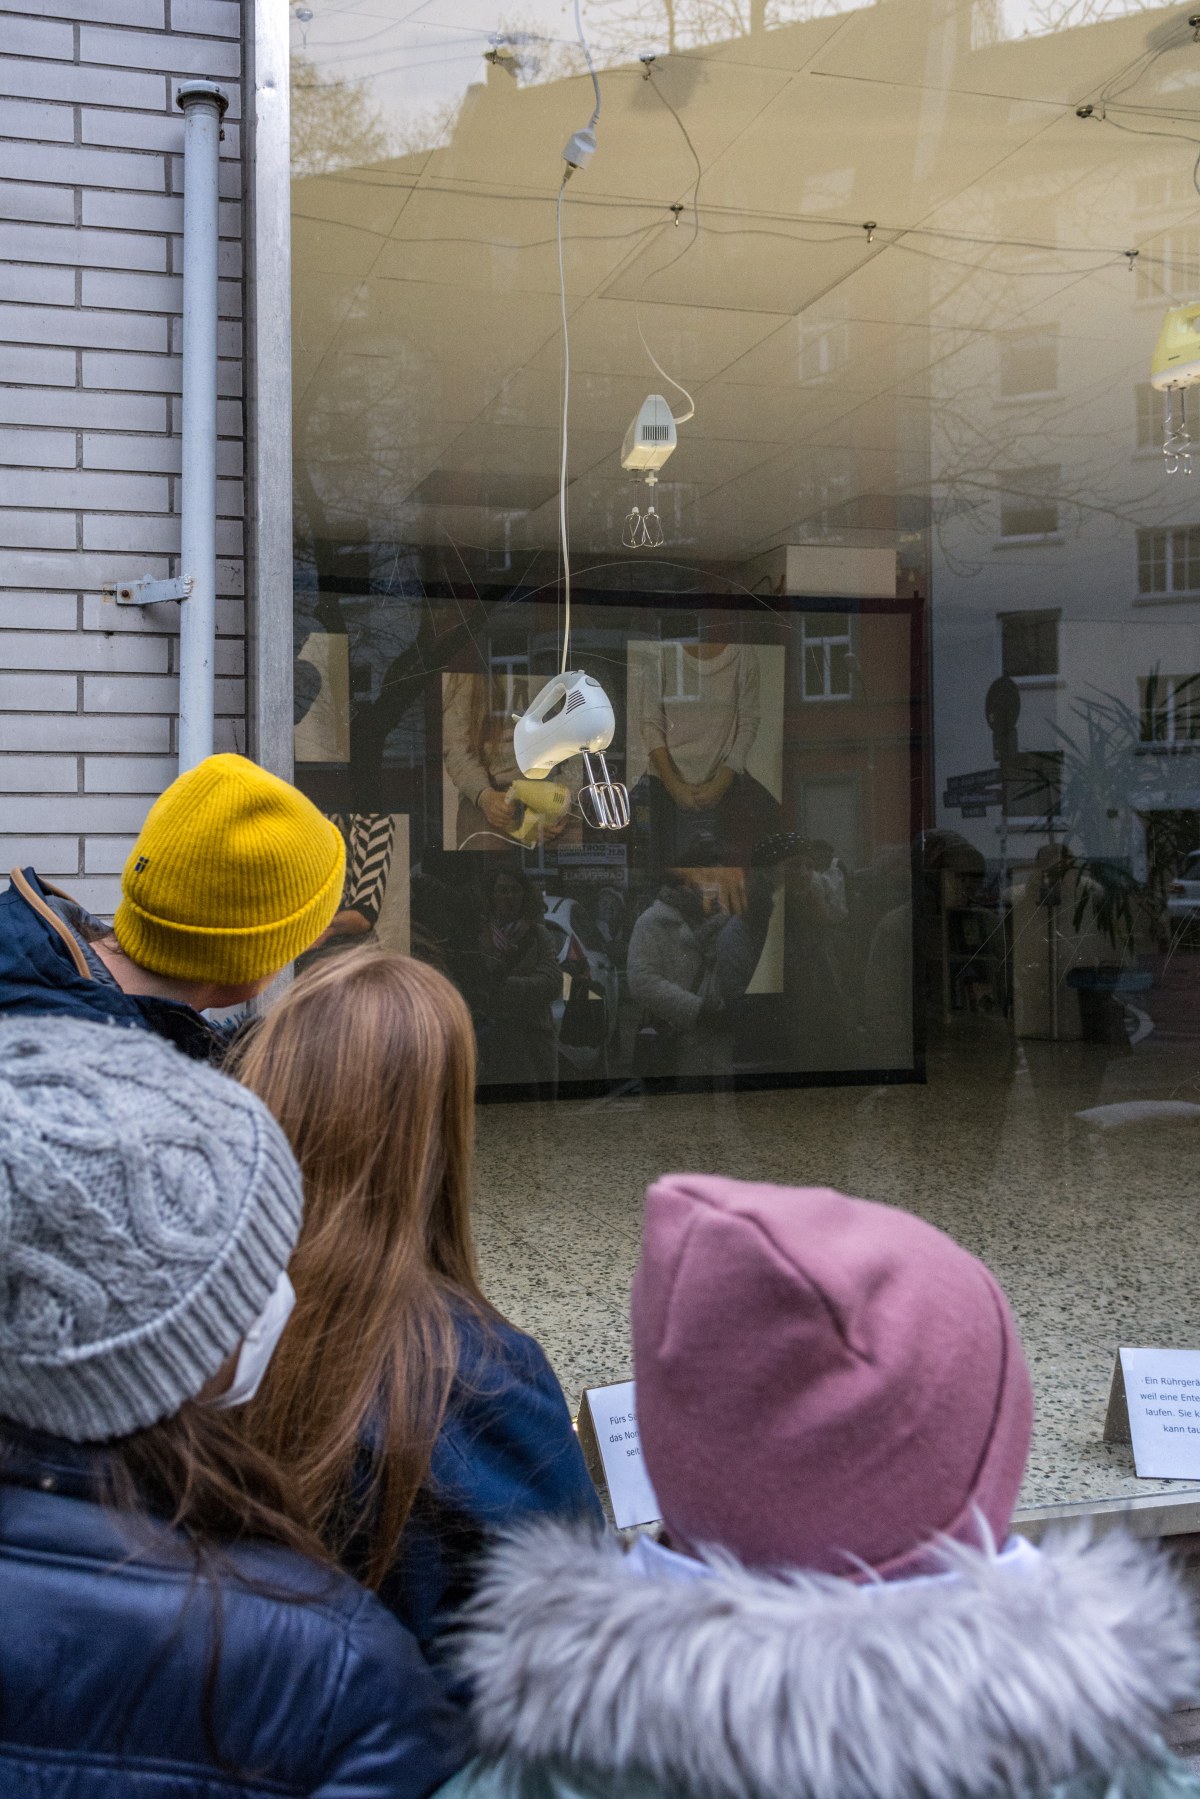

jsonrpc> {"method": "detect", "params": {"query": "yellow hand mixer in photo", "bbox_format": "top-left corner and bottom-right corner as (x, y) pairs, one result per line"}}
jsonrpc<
(507, 778), (572, 846)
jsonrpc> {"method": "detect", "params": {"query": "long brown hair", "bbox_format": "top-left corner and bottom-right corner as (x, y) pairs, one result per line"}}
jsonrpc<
(455, 669), (529, 761)
(229, 948), (490, 1587)
(0, 1402), (328, 1567)
(104, 1403), (332, 1567)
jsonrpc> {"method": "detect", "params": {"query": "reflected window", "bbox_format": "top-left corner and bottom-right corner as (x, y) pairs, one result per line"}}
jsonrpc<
(800, 615), (853, 702)
(488, 658), (529, 721)
(800, 321), (849, 385)
(1009, 749), (1064, 823)
(1137, 228), (1200, 301)
(1136, 384), (1166, 451)
(1134, 170), (1195, 212)
(999, 468), (1059, 537)
(1138, 526), (1200, 598)
(998, 330), (1057, 397)
(994, 198), (1055, 262)
(658, 640), (704, 702)
(1000, 609), (1059, 680)
(287, 0), (1200, 1528)
(1140, 673), (1200, 745)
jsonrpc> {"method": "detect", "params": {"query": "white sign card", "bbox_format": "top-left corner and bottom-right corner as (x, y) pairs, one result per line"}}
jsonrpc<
(580, 1380), (661, 1530)
(1119, 1347), (1200, 1479)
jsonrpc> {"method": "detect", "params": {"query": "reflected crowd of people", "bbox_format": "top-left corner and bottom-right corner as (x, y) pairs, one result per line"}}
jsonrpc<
(404, 828), (914, 1095)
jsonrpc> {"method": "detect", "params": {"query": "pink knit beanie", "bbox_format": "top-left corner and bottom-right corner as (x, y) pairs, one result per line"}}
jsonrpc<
(631, 1176), (1033, 1579)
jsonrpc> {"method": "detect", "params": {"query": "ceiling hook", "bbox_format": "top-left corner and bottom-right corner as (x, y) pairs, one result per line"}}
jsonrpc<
(863, 220), (878, 244)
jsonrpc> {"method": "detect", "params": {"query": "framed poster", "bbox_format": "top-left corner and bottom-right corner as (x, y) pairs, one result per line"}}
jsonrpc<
(294, 584), (926, 1101)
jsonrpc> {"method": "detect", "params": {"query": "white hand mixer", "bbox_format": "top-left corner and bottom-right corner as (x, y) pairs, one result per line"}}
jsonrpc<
(513, 672), (629, 831)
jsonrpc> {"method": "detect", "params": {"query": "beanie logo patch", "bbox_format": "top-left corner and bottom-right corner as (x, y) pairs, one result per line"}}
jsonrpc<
(133, 856), (150, 873)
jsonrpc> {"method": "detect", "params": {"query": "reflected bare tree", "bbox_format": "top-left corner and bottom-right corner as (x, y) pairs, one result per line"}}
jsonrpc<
(291, 53), (393, 178)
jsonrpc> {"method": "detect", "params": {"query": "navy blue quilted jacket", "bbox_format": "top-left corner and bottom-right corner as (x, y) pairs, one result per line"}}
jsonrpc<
(0, 868), (221, 1059)
(0, 1427), (471, 1797)
(360, 1311), (604, 1684)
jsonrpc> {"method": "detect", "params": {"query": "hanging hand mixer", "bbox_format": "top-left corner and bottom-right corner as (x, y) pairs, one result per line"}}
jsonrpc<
(509, 1), (629, 831)
(1151, 302), (1200, 475)
(514, 672), (629, 829)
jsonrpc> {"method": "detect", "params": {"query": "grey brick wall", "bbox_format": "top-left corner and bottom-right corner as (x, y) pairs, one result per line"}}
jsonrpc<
(0, 0), (247, 915)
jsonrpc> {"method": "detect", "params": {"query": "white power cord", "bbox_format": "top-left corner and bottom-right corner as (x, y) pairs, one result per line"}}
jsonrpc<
(573, 0), (600, 132)
(556, 175), (572, 675)
(519, 0), (628, 828)
(632, 62), (700, 428)
(555, 0), (601, 675)
(636, 309), (695, 424)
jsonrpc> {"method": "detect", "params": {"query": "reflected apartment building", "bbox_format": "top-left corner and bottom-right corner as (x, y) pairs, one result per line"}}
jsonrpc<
(290, 0), (1200, 1055)
(277, 0), (1200, 1524)
(926, 132), (1200, 1038)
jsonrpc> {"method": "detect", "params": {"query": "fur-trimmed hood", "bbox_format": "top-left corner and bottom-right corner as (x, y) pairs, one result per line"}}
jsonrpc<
(456, 1523), (1200, 1799)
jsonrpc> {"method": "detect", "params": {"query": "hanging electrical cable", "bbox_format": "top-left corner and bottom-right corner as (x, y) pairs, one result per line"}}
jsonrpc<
(556, 173), (572, 676)
(616, 59), (705, 548)
(575, 0), (600, 128)
(510, 0), (629, 828)
(636, 309), (695, 424)
(634, 68), (703, 418)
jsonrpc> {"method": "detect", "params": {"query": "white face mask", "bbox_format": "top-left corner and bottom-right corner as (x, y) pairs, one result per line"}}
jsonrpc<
(210, 1271), (296, 1411)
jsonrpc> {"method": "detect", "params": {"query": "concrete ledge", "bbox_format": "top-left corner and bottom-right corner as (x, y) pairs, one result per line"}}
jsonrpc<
(1014, 1488), (1200, 1542)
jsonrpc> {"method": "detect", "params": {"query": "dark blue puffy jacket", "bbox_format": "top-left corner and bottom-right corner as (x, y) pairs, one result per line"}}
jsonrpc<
(0, 1427), (471, 1797)
(0, 867), (220, 1059)
(360, 1311), (603, 1679)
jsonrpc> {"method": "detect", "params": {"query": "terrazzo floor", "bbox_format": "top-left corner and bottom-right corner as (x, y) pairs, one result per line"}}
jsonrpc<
(473, 1007), (1200, 1513)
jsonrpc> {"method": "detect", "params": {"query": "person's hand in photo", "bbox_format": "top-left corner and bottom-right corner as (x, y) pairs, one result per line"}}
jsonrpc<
(688, 766), (735, 811)
(649, 747), (699, 811)
(712, 868), (747, 916)
(478, 787), (516, 833)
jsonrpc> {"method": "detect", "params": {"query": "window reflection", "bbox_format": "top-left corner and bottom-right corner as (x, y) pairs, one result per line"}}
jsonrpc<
(289, 0), (1200, 1514)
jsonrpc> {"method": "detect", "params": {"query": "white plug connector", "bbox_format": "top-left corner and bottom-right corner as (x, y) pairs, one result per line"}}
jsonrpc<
(562, 125), (597, 172)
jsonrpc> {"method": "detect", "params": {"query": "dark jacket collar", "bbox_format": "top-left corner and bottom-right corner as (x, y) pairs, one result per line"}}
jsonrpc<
(0, 868), (224, 1062)
(0, 1419), (110, 1503)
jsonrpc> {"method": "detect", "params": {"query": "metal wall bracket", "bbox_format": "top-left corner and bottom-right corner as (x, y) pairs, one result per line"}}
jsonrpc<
(108, 575), (194, 606)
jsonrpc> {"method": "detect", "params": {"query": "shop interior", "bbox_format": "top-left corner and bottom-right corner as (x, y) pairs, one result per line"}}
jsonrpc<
(288, 0), (1200, 1517)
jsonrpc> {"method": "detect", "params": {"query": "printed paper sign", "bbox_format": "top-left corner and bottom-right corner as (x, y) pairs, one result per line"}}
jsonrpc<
(1120, 1347), (1200, 1479)
(581, 1380), (660, 1530)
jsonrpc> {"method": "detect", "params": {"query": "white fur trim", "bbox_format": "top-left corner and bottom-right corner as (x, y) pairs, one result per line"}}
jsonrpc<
(458, 1524), (1200, 1799)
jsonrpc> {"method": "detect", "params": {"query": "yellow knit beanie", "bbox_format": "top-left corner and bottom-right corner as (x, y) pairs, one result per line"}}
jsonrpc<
(114, 755), (346, 986)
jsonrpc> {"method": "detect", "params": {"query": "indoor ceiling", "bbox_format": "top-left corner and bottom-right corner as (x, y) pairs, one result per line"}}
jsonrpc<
(290, 0), (1200, 565)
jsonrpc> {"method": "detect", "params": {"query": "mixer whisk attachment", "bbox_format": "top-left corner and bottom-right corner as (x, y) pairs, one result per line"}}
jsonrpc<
(623, 502), (664, 548)
(622, 471), (665, 547)
(579, 750), (629, 830)
(1164, 386), (1194, 476)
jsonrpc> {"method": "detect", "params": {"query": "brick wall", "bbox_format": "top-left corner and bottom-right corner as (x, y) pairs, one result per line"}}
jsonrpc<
(0, 0), (247, 914)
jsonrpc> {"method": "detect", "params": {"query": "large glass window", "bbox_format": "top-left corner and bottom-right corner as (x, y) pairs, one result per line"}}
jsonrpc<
(289, 0), (1200, 1524)
(1139, 525), (1200, 597)
(1000, 610), (1059, 681)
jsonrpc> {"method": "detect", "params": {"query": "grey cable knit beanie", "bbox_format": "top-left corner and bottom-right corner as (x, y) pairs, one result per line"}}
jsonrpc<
(0, 1015), (302, 1442)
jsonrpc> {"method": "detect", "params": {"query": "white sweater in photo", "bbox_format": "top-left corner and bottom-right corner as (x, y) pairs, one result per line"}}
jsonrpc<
(639, 644), (761, 786)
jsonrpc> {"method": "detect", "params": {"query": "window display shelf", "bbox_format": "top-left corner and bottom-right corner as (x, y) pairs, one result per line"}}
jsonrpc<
(473, 1045), (1200, 1521)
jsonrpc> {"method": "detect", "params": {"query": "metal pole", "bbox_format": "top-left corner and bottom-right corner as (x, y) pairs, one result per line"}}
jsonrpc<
(246, 0), (295, 780)
(175, 81), (228, 773)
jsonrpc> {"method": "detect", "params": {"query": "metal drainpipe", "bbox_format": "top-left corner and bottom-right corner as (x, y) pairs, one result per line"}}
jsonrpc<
(175, 81), (229, 773)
